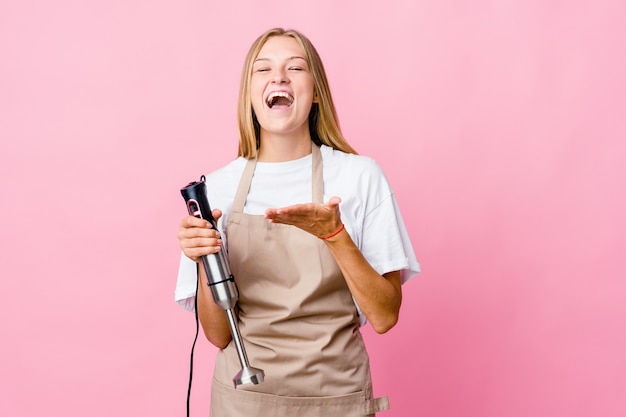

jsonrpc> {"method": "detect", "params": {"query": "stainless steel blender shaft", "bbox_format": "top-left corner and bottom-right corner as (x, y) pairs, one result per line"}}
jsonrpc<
(200, 252), (265, 387)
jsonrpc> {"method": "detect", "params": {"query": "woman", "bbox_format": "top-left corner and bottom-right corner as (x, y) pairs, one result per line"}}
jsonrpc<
(175, 27), (420, 417)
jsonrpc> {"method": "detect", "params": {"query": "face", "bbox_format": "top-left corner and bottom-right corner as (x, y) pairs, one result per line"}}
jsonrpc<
(250, 36), (317, 140)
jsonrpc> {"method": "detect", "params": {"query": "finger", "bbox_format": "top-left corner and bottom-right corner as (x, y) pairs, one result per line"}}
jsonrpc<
(264, 208), (278, 220)
(180, 235), (223, 260)
(178, 229), (220, 243)
(178, 223), (221, 241)
(182, 244), (221, 261)
(326, 196), (342, 207)
(212, 209), (223, 223)
(180, 236), (222, 250)
(180, 215), (213, 229)
(275, 203), (317, 217)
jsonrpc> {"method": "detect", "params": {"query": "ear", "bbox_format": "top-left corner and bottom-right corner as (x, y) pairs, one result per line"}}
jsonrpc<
(313, 89), (319, 103)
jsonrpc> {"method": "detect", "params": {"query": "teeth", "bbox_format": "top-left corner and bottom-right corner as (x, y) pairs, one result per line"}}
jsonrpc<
(266, 91), (294, 107)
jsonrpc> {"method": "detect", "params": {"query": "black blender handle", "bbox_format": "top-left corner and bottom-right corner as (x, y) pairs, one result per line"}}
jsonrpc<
(180, 175), (217, 228)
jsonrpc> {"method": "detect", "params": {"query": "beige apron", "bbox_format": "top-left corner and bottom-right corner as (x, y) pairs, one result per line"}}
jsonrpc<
(210, 145), (389, 417)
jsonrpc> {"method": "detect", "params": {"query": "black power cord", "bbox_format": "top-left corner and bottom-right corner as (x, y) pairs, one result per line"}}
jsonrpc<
(186, 273), (201, 417)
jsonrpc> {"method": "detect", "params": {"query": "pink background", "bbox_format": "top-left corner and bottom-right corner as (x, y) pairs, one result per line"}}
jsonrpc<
(1, 1), (625, 416)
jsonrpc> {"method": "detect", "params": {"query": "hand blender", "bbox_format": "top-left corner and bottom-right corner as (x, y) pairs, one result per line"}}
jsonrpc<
(181, 176), (265, 388)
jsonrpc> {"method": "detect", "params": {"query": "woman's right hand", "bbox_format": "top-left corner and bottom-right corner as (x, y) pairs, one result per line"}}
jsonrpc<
(177, 210), (223, 263)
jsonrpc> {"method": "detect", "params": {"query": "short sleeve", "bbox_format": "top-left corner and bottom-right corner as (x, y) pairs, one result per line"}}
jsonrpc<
(174, 253), (198, 312)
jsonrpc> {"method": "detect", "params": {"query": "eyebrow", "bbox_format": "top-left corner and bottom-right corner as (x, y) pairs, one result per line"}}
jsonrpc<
(253, 56), (307, 64)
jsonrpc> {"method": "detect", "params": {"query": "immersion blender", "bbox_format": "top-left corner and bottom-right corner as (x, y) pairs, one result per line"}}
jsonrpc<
(181, 176), (265, 388)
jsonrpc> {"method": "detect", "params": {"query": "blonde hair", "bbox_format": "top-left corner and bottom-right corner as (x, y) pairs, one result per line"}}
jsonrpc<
(236, 28), (357, 158)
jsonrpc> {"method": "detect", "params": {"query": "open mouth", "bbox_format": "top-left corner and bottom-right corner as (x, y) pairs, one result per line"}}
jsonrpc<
(266, 91), (294, 109)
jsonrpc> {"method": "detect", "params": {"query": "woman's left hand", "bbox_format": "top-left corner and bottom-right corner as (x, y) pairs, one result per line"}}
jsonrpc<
(268, 195), (402, 333)
(265, 196), (343, 239)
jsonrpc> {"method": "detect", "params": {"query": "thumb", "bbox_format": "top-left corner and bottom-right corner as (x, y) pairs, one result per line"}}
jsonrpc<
(327, 196), (342, 207)
(212, 209), (223, 223)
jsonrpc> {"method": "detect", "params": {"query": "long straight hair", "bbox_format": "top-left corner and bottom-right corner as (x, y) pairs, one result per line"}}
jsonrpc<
(236, 28), (357, 158)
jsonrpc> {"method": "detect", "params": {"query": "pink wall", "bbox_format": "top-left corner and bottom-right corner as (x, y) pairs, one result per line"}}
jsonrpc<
(1, 1), (625, 416)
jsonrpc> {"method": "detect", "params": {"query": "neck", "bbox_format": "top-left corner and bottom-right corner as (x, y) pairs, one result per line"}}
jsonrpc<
(257, 131), (313, 162)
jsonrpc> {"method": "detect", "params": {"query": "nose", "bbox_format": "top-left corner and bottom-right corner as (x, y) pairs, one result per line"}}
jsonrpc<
(271, 68), (289, 84)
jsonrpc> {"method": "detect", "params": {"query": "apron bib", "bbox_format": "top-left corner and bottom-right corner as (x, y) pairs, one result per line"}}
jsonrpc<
(210, 145), (389, 417)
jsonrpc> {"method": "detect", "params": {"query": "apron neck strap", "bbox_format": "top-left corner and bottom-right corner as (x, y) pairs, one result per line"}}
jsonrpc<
(311, 144), (323, 204)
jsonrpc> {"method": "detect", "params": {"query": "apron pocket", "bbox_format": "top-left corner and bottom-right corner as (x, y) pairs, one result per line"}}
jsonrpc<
(211, 378), (389, 417)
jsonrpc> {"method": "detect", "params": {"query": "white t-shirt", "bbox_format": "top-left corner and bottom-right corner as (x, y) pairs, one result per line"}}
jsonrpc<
(175, 145), (421, 325)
